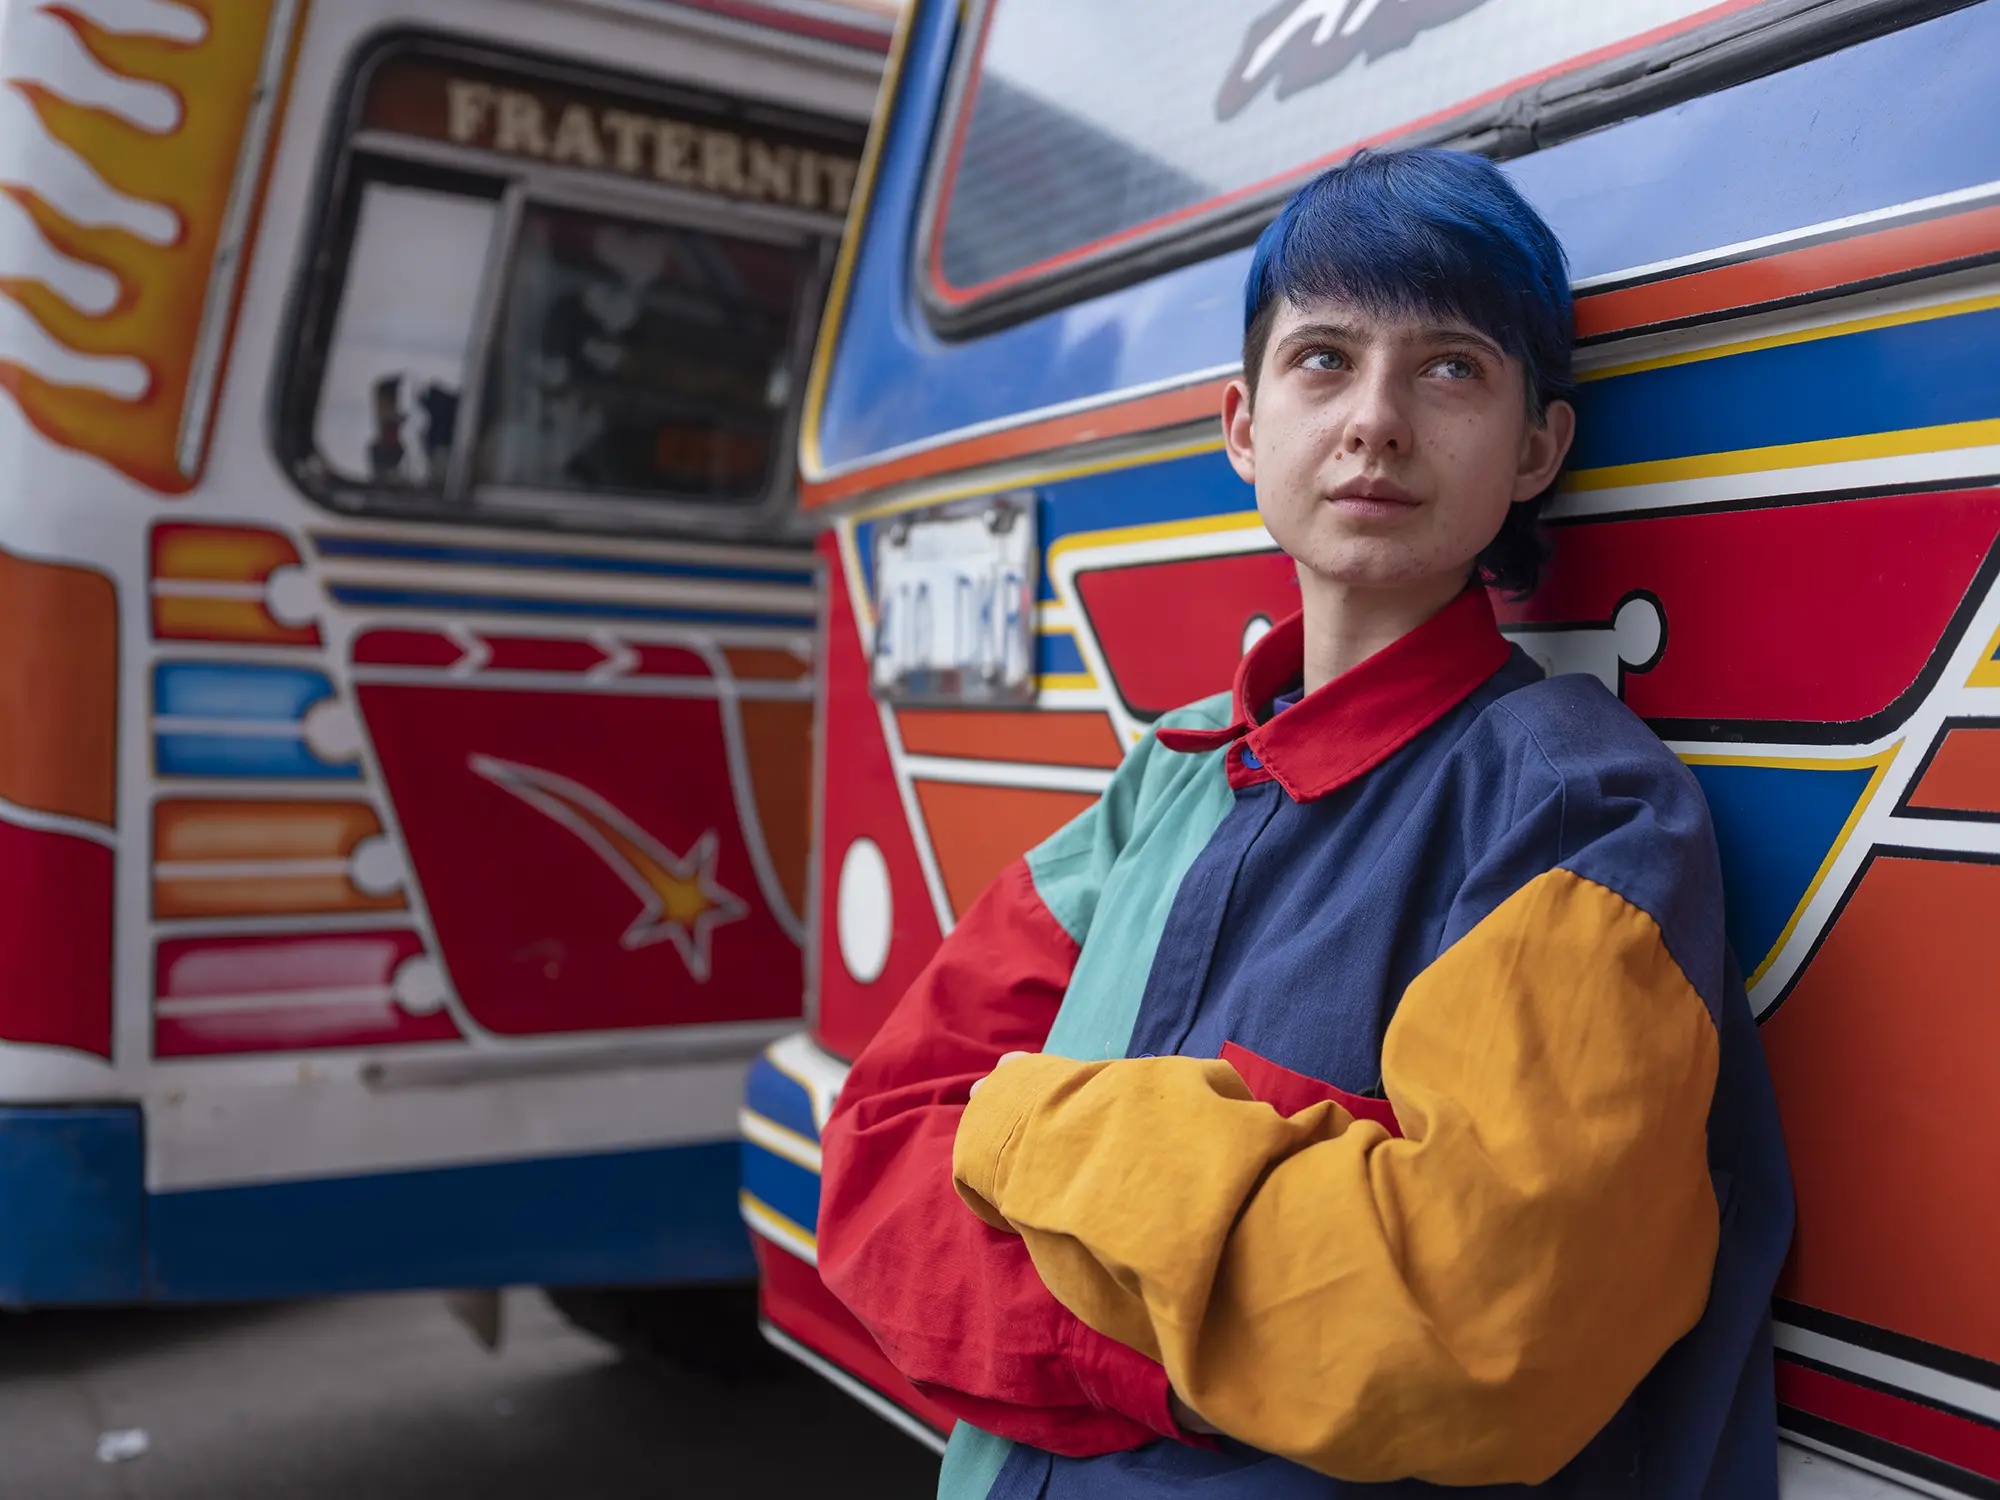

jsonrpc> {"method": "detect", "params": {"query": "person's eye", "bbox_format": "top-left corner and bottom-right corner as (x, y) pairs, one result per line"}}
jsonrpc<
(1298, 349), (1346, 372)
(1428, 354), (1481, 380)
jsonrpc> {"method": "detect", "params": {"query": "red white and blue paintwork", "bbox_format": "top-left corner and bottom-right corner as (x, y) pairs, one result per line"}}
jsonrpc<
(0, 0), (884, 1305)
(743, 1), (2000, 1493)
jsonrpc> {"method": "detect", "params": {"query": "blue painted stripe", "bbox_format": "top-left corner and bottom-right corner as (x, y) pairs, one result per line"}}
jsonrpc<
(315, 535), (815, 587)
(154, 662), (333, 721)
(744, 1053), (820, 1143)
(155, 733), (362, 781)
(1572, 306), (2000, 472)
(325, 586), (816, 629)
(1037, 629), (1087, 679)
(1691, 762), (1876, 975)
(148, 1141), (754, 1301)
(0, 1106), (144, 1305)
(739, 1142), (822, 1237)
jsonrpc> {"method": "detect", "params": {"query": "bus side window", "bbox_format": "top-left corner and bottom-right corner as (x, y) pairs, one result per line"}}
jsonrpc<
(276, 37), (862, 536)
(472, 203), (813, 507)
(312, 175), (498, 494)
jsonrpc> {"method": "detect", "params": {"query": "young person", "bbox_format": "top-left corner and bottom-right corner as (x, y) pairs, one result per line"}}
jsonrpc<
(817, 148), (1794, 1499)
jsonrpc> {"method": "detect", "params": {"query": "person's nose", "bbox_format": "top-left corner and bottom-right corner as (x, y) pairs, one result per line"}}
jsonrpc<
(1342, 364), (1414, 458)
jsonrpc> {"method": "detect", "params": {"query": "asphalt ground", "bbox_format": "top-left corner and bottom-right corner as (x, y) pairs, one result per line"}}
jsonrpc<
(0, 1289), (941, 1499)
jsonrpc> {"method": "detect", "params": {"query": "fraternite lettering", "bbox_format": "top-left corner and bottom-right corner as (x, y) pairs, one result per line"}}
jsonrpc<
(441, 77), (858, 213)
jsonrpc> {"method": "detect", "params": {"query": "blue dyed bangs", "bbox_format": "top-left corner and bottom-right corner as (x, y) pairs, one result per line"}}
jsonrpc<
(1243, 148), (1576, 414)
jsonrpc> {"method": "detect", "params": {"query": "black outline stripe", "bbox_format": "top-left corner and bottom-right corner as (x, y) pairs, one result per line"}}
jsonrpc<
(1779, 1300), (2000, 1396)
(1893, 717), (2000, 822)
(1781, 1407), (2000, 1499)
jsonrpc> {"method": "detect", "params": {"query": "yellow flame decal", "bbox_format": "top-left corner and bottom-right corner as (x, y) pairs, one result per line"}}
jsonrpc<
(0, 2), (304, 493)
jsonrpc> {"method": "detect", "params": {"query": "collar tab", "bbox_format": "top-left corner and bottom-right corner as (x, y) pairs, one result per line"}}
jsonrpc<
(1157, 586), (1511, 802)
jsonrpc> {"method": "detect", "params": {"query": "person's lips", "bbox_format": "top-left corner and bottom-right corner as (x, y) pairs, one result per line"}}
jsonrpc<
(1324, 478), (1421, 519)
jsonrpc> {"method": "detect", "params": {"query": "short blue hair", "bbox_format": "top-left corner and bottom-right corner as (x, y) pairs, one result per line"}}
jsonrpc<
(1242, 149), (1576, 593)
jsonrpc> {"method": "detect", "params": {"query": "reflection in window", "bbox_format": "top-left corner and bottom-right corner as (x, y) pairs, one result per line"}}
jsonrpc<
(474, 204), (812, 504)
(314, 181), (497, 490)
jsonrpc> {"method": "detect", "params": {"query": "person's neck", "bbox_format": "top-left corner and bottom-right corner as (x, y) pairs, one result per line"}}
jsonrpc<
(1297, 567), (1474, 694)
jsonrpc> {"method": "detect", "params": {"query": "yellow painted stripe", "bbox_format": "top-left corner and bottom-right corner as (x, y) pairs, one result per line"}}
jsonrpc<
(739, 1108), (823, 1173)
(1585, 289), (2000, 381)
(1678, 745), (1900, 986)
(799, 4), (917, 479)
(740, 1189), (818, 1262)
(1565, 417), (2000, 493)
(1044, 510), (1268, 569)
(1037, 673), (1099, 694)
(1969, 623), (2000, 688)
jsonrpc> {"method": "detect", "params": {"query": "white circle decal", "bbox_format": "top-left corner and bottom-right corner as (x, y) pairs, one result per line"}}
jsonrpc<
(836, 838), (893, 985)
(1241, 614), (1273, 656)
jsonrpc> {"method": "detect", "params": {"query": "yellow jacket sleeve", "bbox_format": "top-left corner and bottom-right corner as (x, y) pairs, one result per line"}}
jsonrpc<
(952, 867), (1721, 1486)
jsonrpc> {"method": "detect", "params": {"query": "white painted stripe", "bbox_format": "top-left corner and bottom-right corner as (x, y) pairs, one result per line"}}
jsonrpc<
(1546, 441), (2000, 521)
(155, 858), (352, 881)
(1780, 1435), (1952, 1499)
(765, 1032), (850, 1134)
(759, 1321), (949, 1454)
(155, 985), (395, 1018)
(314, 521), (818, 575)
(318, 560), (816, 617)
(901, 754), (1115, 794)
(150, 579), (268, 600)
(1776, 1321), (2000, 1424)
(1573, 179), (2000, 293)
(342, 667), (813, 701)
(0, 795), (115, 848)
(739, 1189), (817, 1264)
(1875, 818), (2000, 857)
(739, 1107), (823, 1173)
(153, 716), (304, 739)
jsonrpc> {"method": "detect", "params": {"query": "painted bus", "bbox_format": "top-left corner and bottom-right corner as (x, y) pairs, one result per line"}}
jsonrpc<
(741, 0), (2000, 1490)
(0, 0), (888, 1356)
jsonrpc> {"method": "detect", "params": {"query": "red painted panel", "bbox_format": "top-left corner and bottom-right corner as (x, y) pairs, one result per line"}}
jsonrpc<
(154, 930), (459, 1058)
(360, 677), (802, 1036)
(756, 1237), (956, 1434)
(1908, 726), (2000, 815)
(1075, 551), (1298, 717)
(481, 636), (606, 675)
(0, 821), (110, 1057)
(815, 532), (944, 1061)
(630, 644), (709, 678)
(353, 629), (463, 668)
(1506, 489), (2000, 726)
(1778, 1361), (2000, 1480)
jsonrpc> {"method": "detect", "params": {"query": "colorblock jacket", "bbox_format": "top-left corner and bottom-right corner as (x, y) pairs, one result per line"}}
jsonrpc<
(818, 586), (1795, 1499)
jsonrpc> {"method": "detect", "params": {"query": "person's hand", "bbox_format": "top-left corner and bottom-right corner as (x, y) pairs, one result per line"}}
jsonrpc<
(1170, 1389), (1222, 1436)
(968, 1051), (1030, 1097)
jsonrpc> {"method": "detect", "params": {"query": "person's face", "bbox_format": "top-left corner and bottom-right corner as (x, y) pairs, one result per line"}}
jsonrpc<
(1223, 296), (1575, 593)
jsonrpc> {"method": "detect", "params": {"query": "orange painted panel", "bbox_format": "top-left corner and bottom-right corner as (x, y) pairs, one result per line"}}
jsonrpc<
(725, 646), (814, 682)
(154, 800), (403, 918)
(156, 873), (404, 921)
(0, 545), (116, 825)
(897, 709), (1124, 769)
(156, 800), (381, 862)
(1906, 726), (2000, 816)
(737, 700), (815, 920)
(911, 780), (1095, 920)
(153, 524), (298, 582)
(1763, 855), (2000, 1363)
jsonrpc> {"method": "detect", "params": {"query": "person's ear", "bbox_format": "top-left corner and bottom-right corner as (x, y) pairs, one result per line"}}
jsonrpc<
(1223, 378), (1257, 485)
(1512, 398), (1576, 503)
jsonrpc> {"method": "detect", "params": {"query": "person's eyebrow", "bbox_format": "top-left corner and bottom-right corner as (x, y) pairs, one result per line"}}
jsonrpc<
(1416, 323), (1507, 360)
(1271, 321), (1363, 357)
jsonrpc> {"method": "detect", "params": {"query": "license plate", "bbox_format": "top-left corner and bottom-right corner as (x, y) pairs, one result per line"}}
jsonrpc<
(871, 495), (1038, 703)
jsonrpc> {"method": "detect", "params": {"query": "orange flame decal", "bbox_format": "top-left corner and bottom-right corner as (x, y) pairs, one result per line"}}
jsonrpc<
(0, 2), (305, 493)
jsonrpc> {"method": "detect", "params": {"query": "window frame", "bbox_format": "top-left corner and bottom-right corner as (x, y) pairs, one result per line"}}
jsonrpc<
(275, 30), (857, 539)
(911, 0), (1981, 340)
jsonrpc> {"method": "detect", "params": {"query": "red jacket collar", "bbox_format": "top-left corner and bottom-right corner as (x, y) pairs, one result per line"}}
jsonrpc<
(1155, 586), (1513, 802)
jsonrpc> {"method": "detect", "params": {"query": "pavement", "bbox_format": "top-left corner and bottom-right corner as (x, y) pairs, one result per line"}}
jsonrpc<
(0, 1289), (941, 1499)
